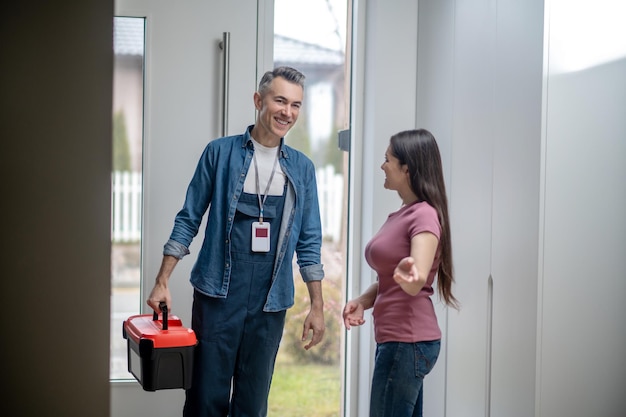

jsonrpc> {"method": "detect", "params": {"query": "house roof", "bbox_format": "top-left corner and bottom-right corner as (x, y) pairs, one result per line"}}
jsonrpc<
(274, 34), (344, 66)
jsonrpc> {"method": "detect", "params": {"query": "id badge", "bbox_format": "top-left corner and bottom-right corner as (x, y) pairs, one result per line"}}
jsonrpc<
(251, 221), (270, 252)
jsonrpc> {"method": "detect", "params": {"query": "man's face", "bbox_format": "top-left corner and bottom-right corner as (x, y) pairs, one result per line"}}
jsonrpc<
(254, 77), (303, 142)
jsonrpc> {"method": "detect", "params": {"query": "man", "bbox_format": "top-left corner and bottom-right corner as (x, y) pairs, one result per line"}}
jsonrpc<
(147, 66), (326, 417)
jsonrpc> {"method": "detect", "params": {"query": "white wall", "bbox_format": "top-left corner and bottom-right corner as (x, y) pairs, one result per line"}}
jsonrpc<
(1, 2), (113, 416)
(537, 1), (626, 415)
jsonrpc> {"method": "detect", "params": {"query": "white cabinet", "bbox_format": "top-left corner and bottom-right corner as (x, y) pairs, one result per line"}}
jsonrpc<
(413, 0), (626, 416)
(415, 1), (544, 416)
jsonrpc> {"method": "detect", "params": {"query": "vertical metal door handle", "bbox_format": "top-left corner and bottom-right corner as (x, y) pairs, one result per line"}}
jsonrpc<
(219, 32), (230, 137)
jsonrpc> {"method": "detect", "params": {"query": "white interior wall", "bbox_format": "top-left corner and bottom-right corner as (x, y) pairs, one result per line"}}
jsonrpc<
(352, 0), (626, 416)
(537, 1), (626, 415)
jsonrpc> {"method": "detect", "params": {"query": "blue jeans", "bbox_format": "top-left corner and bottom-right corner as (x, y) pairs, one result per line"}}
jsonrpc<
(369, 340), (441, 417)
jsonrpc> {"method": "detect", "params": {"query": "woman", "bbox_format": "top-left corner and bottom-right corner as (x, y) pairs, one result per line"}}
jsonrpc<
(343, 129), (459, 417)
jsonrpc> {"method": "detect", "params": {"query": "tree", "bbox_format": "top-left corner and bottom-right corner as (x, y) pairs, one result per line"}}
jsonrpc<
(113, 110), (132, 171)
(285, 110), (312, 158)
(321, 122), (344, 173)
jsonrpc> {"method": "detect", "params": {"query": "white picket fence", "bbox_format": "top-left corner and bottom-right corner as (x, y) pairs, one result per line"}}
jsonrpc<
(111, 165), (344, 243)
(315, 165), (344, 242)
(111, 171), (142, 242)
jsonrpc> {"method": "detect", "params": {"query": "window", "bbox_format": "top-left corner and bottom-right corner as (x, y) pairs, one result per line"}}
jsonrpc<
(268, 1), (351, 415)
(110, 16), (145, 380)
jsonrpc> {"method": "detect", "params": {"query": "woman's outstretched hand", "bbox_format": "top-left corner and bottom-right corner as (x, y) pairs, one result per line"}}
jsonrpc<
(343, 300), (365, 330)
(393, 257), (424, 296)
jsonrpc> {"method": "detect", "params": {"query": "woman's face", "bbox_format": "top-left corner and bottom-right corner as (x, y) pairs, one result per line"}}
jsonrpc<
(381, 146), (409, 191)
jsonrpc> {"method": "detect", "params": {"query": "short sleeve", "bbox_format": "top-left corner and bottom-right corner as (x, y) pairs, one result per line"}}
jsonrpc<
(407, 203), (441, 240)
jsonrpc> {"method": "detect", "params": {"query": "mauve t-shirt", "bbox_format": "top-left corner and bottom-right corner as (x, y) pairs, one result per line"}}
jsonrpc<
(365, 201), (442, 343)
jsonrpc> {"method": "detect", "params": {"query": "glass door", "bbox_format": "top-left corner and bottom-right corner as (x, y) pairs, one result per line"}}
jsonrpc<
(268, 1), (352, 416)
(110, 15), (145, 381)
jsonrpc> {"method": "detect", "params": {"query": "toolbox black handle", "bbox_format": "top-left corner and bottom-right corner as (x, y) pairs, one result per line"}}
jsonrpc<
(152, 301), (168, 330)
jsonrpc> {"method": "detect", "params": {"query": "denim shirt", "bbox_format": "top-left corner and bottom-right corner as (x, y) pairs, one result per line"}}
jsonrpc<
(164, 125), (324, 312)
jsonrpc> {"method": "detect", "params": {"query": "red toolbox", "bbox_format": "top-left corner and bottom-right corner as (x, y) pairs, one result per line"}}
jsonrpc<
(122, 303), (197, 391)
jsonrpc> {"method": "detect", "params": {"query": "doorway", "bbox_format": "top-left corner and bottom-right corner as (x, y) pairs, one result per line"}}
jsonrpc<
(110, 1), (354, 416)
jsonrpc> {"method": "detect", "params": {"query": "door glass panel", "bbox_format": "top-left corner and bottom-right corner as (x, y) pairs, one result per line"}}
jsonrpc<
(110, 16), (145, 380)
(270, 1), (350, 416)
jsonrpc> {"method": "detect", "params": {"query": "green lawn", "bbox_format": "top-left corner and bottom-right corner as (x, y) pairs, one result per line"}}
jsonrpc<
(268, 357), (341, 417)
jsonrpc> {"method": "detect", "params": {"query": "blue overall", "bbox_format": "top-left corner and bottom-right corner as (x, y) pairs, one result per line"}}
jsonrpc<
(184, 190), (286, 417)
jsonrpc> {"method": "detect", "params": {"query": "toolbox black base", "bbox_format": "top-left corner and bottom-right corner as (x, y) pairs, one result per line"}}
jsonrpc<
(127, 336), (195, 391)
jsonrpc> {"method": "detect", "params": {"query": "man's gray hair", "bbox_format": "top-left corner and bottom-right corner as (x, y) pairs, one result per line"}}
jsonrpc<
(258, 66), (305, 96)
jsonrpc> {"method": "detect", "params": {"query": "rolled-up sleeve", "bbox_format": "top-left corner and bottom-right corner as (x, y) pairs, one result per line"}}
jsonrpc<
(163, 239), (190, 260)
(299, 263), (325, 282)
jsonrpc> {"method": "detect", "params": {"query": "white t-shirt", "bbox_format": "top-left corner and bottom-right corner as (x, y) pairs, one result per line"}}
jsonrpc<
(243, 138), (285, 196)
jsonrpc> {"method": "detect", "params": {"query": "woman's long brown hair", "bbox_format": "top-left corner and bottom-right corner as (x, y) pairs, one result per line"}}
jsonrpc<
(390, 129), (459, 308)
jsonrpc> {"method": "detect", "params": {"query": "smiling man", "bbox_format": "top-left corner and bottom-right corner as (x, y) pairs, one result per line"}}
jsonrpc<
(147, 66), (326, 417)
